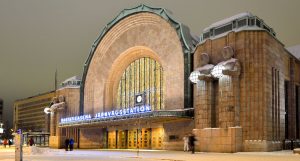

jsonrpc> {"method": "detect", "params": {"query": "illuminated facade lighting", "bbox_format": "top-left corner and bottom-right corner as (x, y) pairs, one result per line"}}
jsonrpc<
(189, 71), (201, 83)
(211, 64), (225, 78)
(44, 107), (51, 114)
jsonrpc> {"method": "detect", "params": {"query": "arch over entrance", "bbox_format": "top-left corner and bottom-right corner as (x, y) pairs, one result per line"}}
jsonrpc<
(104, 46), (164, 112)
(81, 5), (196, 115)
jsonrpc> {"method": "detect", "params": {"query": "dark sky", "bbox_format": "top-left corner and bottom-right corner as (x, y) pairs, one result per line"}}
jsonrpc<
(1, 0), (300, 127)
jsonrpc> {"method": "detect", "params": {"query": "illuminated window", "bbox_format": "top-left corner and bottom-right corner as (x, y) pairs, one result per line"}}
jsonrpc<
(116, 57), (164, 110)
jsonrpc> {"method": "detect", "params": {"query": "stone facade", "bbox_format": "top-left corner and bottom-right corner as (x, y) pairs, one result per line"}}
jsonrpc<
(16, 5), (300, 153)
(193, 30), (300, 152)
(49, 87), (80, 148)
(83, 13), (185, 115)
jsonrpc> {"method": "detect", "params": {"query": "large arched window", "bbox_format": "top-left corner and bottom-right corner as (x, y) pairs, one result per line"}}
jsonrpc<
(116, 57), (164, 110)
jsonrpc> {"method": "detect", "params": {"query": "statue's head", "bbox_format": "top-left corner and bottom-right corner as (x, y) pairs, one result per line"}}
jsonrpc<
(199, 53), (210, 66)
(58, 95), (65, 103)
(52, 97), (58, 103)
(222, 46), (234, 60)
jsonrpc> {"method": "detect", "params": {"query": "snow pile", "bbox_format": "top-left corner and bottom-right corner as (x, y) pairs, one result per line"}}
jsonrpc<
(23, 146), (54, 155)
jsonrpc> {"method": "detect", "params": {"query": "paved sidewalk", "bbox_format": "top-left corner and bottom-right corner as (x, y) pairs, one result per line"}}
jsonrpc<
(0, 147), (299, 161)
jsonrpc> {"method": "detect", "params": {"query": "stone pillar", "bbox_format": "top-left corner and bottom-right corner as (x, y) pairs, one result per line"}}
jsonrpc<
(56, 111), (62, 137)
(218, 75), (240, 128)
(195, 79), (215, 129)
(50, 113), (56, 136)
(49, 96), (66, 148)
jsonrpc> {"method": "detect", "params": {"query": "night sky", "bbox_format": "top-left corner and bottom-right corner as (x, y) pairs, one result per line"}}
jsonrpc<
(1, 0), (300, 127)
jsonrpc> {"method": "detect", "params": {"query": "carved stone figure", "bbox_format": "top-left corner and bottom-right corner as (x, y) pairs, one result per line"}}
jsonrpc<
(43, 95), (67, 136)
(189, 53), (215, 83)
(189, 53), (215, 129)
(211, 46), (241, 128)
(50, 95), (66, 112)
(212, 46), (241, 78)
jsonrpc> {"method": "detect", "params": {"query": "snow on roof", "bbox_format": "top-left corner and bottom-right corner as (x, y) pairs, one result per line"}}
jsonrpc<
(203, 12), (253, 32)
(62, 76), (81, 84)
(287, 45), (300, 60)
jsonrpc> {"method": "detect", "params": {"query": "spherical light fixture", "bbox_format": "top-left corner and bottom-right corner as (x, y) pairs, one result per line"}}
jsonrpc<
(211, 64), (225, 78)
(44, 107), (51, 114)
(189, 71), (200, 84)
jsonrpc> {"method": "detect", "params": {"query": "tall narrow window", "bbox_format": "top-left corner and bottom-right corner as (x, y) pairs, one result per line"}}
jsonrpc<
(116, 57), (164, 110)
(285, 81), (289, 139)
(272, 67), (280, 140)
(296, 85), (299, 139)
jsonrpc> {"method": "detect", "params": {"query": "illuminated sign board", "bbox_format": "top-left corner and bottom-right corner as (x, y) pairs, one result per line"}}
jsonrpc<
(0, 128), (3, 134)
(61, 105), (151, 124)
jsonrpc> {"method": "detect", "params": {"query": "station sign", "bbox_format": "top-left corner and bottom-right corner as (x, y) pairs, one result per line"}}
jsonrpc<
(60, 105), (151, 124)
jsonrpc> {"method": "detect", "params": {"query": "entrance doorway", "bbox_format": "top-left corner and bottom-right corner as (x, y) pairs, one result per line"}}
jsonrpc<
(108, 131), (116, 149)
(107, 127), (163, 149)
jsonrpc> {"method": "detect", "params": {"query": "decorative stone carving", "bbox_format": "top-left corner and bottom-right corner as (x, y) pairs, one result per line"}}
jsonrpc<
(46, 95), (66, 137)
(189, 53), (215, 83)
(211, 46), (241, 78)
(189, 53), (215, 129)
(212, 46), (241, 128)
(50, 95), (66, 112)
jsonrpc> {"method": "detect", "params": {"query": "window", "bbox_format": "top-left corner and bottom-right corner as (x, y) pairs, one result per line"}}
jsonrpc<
(116, 57), (164, 110)
(238, 19), (247, 27)
(203, 32), (210, 39)
(169, 135), (179, 141)
(214, 23), (232, 36)
(272, 67), (280, 140)
(248, 18), (255, 26)
(256, 19), (261, 27)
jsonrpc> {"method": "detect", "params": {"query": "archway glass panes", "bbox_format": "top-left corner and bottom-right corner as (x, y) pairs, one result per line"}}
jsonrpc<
(116, 57), (164, 110)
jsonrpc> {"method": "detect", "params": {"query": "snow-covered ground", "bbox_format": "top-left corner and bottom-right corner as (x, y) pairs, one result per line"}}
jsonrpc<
(0, 147), (299, 161)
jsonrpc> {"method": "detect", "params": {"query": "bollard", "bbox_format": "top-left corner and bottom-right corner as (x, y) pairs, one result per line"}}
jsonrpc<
(14, 134), (23, 161)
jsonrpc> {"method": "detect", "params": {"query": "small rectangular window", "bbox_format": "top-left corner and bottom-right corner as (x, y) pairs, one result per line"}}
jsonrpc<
(256, 19), (261, 27)
(248, 18), (255, 26)
(238, 19), (247, 27)
(203, 32), (210, 39)
(232, 20), (236, 28)
(214, 23), (232, 35)
(169, 135), (179, 141)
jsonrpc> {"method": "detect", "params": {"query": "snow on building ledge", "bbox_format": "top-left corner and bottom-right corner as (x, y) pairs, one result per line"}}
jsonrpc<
(199, 12), (276, 43)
